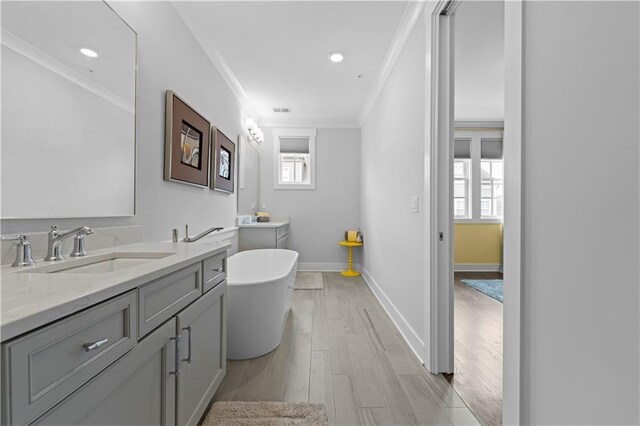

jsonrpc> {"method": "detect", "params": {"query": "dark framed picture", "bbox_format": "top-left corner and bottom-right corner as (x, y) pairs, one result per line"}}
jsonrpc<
(164, 90), (210, 187)
(211, 127), (235, 193)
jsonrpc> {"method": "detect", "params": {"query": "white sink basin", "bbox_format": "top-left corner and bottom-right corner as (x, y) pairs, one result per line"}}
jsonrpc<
(23, 252), (175, 274)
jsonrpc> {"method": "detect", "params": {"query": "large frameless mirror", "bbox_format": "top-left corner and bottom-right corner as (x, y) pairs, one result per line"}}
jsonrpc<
(1, 1), (137, 218)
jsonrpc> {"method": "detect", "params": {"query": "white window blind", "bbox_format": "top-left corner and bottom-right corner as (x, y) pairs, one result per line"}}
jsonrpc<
(279, 137), (310, 154)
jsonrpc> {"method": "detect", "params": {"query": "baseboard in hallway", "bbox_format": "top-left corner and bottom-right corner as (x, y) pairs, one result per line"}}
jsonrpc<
(359, 267), (425, 366)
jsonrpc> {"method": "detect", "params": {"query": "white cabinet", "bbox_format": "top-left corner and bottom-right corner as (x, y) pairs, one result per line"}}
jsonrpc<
(239, 224), (289, 251)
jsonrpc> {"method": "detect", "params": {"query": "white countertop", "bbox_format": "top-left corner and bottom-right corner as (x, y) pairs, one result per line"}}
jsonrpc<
(0, 241), (229, 342)
(238, 219), (289, 229)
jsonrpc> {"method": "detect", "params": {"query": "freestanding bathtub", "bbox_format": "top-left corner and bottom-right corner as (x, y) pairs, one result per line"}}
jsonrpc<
(226, 249), (298, 360)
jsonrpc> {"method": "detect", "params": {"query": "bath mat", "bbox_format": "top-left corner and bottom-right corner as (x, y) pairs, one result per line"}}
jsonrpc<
(295, 272), (324, 290)
(460, 279), (504, 303)
(203, 401), (328, 425)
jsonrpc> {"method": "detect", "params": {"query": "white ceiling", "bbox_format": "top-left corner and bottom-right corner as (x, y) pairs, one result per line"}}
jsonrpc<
(454, 0), (505, 122)
(173, 1), (408, 127)
(174, 1), (504, 127)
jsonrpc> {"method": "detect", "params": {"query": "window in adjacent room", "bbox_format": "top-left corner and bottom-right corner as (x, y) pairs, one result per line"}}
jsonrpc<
(480, 138), (503, 219)
(454, 138), (472, 218)
(274, 128), (316, 189)
(453, 130), (503, 222)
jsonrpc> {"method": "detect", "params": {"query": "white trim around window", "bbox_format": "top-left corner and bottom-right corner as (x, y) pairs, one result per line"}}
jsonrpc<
(273, 128), (316, 190)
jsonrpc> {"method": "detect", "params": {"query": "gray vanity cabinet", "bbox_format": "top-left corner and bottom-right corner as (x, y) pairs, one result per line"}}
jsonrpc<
(238, 224), (289, 251)
(138, 263), (202, 337)
(176, 281), (227, 426)
(1, 250), (228, 426)
(1, 291), (138, 426)
(30, 319), (177, 426)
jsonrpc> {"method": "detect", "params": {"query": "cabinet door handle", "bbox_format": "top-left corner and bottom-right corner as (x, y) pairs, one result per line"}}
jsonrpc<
(213, 267), (223, 273)
(83, 338), (108, 352)
(182, 325), (193, 363)
(170, 335), (181, 376)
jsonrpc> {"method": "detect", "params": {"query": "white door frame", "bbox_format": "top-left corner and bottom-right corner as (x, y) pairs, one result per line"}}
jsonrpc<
(424, 0), (458, 377)
(425, 1), (524, 424)
(502, 1), (524, 423)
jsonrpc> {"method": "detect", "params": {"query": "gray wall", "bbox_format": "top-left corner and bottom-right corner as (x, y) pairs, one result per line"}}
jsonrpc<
(521, 2), (639, 424)
(2, 2), (245, 242)
(360, 14), (426, 352)
(259, 127), (361, 269)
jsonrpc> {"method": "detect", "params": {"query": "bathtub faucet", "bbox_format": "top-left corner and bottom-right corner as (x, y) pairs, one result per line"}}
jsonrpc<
(183, 225), (224, 243)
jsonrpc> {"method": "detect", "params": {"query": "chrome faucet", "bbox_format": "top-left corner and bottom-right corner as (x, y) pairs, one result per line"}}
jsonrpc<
(1, 235), (36, 267)
(182, 225), (224, 243)
(45, 225), (94, 261)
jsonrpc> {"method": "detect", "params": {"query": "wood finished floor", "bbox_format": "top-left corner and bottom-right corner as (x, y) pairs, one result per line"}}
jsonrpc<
(214, 272), (480, 426)
(447, 272), (504, 426)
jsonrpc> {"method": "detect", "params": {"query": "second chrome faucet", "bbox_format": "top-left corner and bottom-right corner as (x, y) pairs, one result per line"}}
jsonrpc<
(45, 225), (94, 261)
(182, 225), (223, 243)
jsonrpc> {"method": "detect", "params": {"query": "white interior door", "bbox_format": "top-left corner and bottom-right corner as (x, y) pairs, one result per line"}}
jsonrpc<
(435, 11), (455, 374)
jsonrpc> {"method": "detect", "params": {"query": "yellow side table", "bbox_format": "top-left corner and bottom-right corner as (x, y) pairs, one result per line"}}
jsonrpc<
(338, 241), (363, 277)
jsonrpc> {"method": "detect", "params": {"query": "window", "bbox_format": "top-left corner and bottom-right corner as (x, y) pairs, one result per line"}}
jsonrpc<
(481, 159), (503, 218)
(454, 138), (472, 219)
(280, 153), (309, 184)
(274, 128), (316, 189)
(453, 131), (504, 222)
(454, 159), (471, 218)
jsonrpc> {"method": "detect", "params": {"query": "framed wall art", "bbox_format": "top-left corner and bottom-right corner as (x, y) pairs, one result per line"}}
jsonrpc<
(164, 90), (210, 187)
(211, 127), (236, 193)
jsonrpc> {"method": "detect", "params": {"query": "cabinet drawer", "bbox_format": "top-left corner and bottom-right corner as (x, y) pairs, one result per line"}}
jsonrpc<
(203, 252), (226, 294)
(138, 263), (201, 337)
(30, 319), (176, 426)
(2, 291), (137, 426)
(276, 225), (288, 239)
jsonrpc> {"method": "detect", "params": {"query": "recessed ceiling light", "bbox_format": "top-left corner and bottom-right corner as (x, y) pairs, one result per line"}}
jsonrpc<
(328, 52), (344, 63)
(80, 48), (98, 58)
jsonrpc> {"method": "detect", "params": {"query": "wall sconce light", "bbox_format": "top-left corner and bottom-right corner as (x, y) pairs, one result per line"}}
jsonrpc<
(246, 117), (262, 144)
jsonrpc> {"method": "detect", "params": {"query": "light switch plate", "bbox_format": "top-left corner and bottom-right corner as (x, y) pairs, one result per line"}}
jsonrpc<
(411, 196), (419, 213)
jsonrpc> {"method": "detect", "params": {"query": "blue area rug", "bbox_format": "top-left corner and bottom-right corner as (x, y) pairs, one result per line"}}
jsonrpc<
(460, 279), (503, 303)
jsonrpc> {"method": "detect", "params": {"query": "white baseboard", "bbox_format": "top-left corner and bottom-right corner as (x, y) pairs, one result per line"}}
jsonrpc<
(360, 268), (425, 364)
(454, 263), (502, 272)
(298, 262), (362, 272)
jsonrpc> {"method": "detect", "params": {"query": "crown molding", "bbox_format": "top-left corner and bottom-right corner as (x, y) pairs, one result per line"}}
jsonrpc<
(170, 2), (261, 121)
(357, 0), (427, 126)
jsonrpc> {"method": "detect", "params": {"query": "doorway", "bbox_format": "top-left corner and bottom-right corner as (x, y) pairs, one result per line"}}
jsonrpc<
(428, 1), (513, 424)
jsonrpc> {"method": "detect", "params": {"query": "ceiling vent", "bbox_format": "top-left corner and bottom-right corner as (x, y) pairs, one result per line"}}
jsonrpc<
(272, 107), (291, 113)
